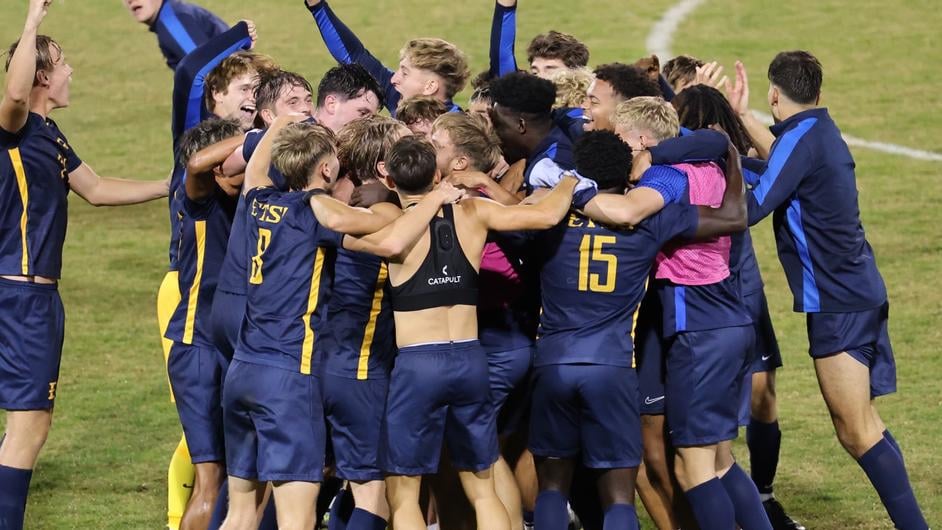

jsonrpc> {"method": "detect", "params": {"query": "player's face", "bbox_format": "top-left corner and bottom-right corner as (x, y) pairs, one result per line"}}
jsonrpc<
(489, 104), (526, 164)
(45, 45), (73, 110)
(582, 79), (618, 132)
(215, 72), (258, 131)
(123, 0), (162, 25)
(615, 125), (656, 152)
(429, 128), (458, 177)
(406, 120), (434, 138)
(331, 90), (380, 131)
(530, 57), (568, 80)
(391, 57), (437, 100)
(273, 84), (314, 121)
(468, 99), (491, 126)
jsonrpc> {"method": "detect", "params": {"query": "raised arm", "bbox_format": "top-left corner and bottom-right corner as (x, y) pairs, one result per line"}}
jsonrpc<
(489, 0), (519, 78)
(690, 142), (746, 238)
(309, 195), (401, 235)
(68, 164), (170, 206)
(470, 174), (577, 231)
(725, 61), (775, 159)
(243, 116), (295, 194)
(185, 134), (245, 201)
(304, 0), (398, 113)
(342, 183), (464, 260)
(744, 125), (814, 226)
(0, 0), (48, 134)
(171, 21), (254, 147)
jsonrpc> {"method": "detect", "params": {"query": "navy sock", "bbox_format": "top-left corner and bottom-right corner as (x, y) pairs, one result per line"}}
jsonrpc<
(720, 463), (773, 530)
(603, 503), (638, 530)
(257, 494), (278, 530)
(883, 429), (903, 460)
(206, 478), (228, 530)
(535, 490), (569, 530)
(0, 465), (32, 530)
(684, 478), (735, 530)
(347, 507), (387, 530)
(746, 419), (781, 495)
(523, 509), (534, 525)
(857, 437), (928, 530)
(327, 488), (353, 530)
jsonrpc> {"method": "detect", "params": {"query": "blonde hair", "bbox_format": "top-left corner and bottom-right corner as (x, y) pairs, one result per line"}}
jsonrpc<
(430, 113), (501, 173)
(400, 38), (470, 99)
(551, 67), (593, 109)
(271, 122), (337, 191)
(612, 96), (679, 142)
(337, 115), (409, 184)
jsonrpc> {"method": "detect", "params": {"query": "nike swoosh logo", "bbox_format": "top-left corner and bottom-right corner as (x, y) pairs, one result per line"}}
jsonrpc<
(644, 396), (665, 405)
(761, 355), (772, 361)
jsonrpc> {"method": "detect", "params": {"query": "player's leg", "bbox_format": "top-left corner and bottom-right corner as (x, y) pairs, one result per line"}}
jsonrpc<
(219, 477), (263, 530)
(486, 346), (530, 530)
(180, 462), (225, 530)
(596, 468), (639, 530)
(715, 440), (772, 530)
(634, 462), (674, 530)
(458, 466), (512, 530)
(347, 481), (388, 530)
(0, 410), (50, 528)
(638, 415), (676, 524)
(532, 457), (574, 530)
(513, 450), (538, 528)
(815, 352), (927, 529)
(385, 475), (425, 530)
(270, 481), (320, 530)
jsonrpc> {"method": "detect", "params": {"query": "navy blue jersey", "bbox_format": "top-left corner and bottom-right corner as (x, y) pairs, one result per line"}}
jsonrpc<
(215, 127), (289, 295)
(489, 1), (518, 78)
(149, 0), (227, 71)
(307, 1), (459, 116)
(236, 187), (342, 374)
(478, 232), (541, 353)
(165, 188), (237, 346)
(551, 107), (585, 143)
(729, 162), (766, 296)
(0, 113), (82, 278)
(535, 206), (699, 367)
(523, 126), (576, 195)
(319, 249), (395, 380)
(746, 108), (886, 313)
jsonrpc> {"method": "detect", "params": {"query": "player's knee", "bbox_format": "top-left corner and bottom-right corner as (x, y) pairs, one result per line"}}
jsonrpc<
(833, 420), (883, 458)
(220, 511), (257, 530)
(2, 412), (52, 464)
(350, 480), (388, 515)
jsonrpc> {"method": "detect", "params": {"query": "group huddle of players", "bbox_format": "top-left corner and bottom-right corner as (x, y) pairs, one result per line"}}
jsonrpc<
(0, 0), (931, 529)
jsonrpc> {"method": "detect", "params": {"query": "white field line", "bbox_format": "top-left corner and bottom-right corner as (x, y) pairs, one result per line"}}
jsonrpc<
(646, 0), (942, 162)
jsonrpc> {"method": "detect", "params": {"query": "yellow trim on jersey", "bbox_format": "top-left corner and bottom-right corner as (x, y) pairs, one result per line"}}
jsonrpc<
(182, 221), (207, 344)
(357, 264), (389, 380)
(300, 248), (326, 375)
(9, 148), (30, 275)
(629, 278), (650, 369)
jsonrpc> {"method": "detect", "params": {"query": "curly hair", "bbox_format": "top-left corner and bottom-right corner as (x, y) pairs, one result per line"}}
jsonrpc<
(526, 31), (589, 69)
(551, 68), (593, 109)
(575, 130), (633, 192)
(489, 72), (556, 116)
(593, 63), (662, 101)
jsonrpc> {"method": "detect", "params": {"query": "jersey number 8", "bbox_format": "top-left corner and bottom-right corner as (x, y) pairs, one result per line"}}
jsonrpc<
(249, 228), (272, 285)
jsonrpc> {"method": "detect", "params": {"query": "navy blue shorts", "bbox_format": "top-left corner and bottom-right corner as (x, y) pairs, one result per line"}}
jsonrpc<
(223, 359), (326, 482)
(665, 325), (753, 447)
(384, 340), (498, 475)
(0, 279), (64, 410)
(744, 289), (782, 373)
(806, 301), (896, 398)
(634, 292), (667, 415)
(487, 345), (532, 427)
(167, 342), (228, 463)
(322, 373), (387, 482)
(210, 290), (245, 361)
(529, 364), (642, 469)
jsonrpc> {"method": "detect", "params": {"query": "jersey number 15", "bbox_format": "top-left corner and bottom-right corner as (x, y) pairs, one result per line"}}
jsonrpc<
(578, 235), (616, 293)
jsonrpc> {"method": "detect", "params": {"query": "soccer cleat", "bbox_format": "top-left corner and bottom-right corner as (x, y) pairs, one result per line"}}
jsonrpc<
(763, 498), (805, 530)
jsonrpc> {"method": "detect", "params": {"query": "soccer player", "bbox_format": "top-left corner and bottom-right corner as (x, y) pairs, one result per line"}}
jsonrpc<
(220, 116), (461, 530)
(395, 96), (449, 137)
(529, 127), (748, 530)
(724, 51), (929, 529)
(672, 83), (804, 529)
(582, 63), (662, 132)
(0, 2), (169, 527)
(662, 55), (704, 94)
(487, 0), (589, 79)
(304, 0), (469, 116)
(123, 0), (227, 71)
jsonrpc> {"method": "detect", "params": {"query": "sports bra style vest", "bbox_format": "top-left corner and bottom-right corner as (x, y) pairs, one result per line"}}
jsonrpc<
(390, 204), (479, 311)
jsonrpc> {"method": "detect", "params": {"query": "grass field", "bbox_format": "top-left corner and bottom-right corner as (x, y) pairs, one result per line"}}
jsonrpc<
(0, 0), (939, 528)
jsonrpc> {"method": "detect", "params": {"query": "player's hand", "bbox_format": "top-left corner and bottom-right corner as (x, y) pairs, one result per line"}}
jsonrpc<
(489, 156), (510, 180)
(305, 0), (324, 8)
(350, 180), (397, 208)
(446, 171), (490, 190)
(694, 61), (728, 89)
(434, 181), (466, 204)
(629, 150), (652, 183)
(240, 20), (257, 48)
(723, 61), (750, 117)
(25, 0), (52, 31)
(496, 0), (517, 7)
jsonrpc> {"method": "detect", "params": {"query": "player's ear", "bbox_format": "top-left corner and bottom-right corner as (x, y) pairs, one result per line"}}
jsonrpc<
(320, 159), (334, 183)
(453, 155), (469, 172)
(432, 168), (442, 185)
(384, 174), (397, 190)
(376, 160), (389, 179)
(423, 78), (439, 97)
(260, 108), (275, 125)
(517, 116), (527, 135)
(35, 69), (50, 89)
(323, 94), (337, 114)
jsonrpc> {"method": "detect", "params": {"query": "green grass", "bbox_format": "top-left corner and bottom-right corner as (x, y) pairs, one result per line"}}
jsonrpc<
(0, 0), (939, 528)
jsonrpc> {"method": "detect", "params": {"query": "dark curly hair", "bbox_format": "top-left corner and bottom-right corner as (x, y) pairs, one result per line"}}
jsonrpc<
(594, 63), (662, 101)
(489, 72), (556, 116)
(575, 130), (633, 192)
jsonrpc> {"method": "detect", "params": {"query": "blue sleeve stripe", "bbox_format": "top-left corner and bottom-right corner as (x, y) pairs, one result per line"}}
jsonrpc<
(674, 286), (687, 332)
(184, 38), (252, 133)
(785, 197), (820, 312)
(313, 7), (353, 63)
(743, 167), (761, 187)
(498, 10), (517, 76)
(447, 102), (462, 113)
(752, 118), (817, 205)
(158, 2), (197, 54)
